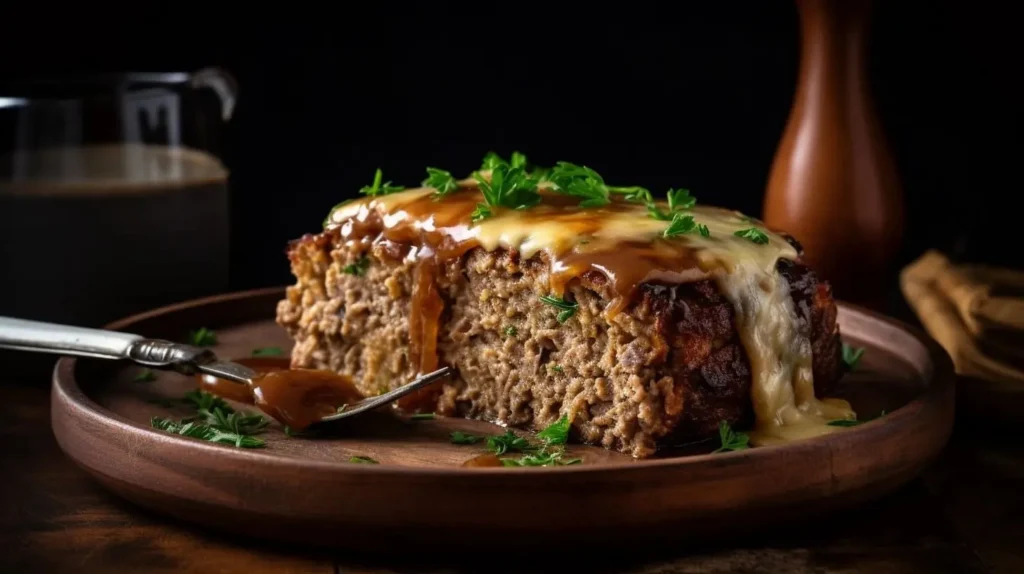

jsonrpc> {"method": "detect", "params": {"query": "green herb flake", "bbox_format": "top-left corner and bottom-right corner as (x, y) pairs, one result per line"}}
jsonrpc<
(471, 164), (541, 222)
(697, 223), (710, 237)
(486, 430), (534, 455)
(504, 325), (518, 337)
(251, 346), (284, 357)
(349, 455), (379, 464)
(536, 414), (571, 446)
(712, 420), (750, 453)
(450, 431), (484, 445)
(423, 167), (460, 198)
(343, 255), (371, 276)
(359, 168), (404, 197)
(546, 161), (613, 208)
(187, 327), (217, 347)
(734, 228), (770, 245)
(663, 213), (700, 238)
(151, 416), (266, 449)
(842, 343), (865, 370)
(501, 449), (582, 467)
(134, 369), (157, 383)
(410, 413), (436, 421)
(539, 294), (578, 323)
(549, 364), (563, 374)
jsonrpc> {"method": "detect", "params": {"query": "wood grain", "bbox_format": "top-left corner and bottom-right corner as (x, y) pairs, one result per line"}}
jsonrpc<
(42, 288), (956, 553)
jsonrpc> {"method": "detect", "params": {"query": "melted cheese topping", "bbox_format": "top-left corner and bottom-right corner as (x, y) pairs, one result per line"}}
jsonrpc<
(323, 184), (854, 444)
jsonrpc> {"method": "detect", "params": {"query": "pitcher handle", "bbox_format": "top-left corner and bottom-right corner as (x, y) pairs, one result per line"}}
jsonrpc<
(191, 67), (238, 122)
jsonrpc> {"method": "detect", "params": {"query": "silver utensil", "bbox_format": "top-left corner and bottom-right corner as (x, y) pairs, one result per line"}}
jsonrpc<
(0, 316), (453, 424)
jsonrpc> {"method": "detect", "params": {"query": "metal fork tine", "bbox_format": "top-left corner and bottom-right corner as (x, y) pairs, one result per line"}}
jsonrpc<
(312, 366), (454, 425)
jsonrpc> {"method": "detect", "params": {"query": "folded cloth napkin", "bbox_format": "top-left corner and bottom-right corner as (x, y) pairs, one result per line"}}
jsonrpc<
(900, 250), (1024, 385)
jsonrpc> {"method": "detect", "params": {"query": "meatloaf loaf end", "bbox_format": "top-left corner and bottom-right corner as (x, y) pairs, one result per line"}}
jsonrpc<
(278, 162), (847, 456)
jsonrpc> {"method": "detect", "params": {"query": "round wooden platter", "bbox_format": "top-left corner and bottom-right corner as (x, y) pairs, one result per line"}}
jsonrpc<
(51, 287), (955, 551)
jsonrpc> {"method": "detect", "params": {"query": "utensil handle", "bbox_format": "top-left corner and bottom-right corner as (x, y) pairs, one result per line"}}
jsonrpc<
(0, 316), (142, 360)
(0, 316), (216, 374)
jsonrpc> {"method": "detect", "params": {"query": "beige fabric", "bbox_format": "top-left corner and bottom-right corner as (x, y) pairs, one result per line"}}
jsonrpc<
(900, 250), (1024, 386)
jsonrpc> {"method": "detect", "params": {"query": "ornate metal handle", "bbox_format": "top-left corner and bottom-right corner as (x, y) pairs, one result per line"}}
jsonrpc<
(0, 316), (215, 376)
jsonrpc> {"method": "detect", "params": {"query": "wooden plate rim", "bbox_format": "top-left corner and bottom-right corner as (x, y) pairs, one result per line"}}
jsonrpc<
(51, 288), (956, 478)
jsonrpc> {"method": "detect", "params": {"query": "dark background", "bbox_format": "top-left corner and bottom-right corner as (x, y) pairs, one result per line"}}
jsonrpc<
(0, 1), (1018, 290)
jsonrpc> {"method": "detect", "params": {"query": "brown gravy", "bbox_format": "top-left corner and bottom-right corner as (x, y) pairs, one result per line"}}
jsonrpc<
(197, 357), (364, 431)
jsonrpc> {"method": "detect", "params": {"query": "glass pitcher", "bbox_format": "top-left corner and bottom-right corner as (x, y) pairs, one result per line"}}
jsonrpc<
(0, 68), (238, 327)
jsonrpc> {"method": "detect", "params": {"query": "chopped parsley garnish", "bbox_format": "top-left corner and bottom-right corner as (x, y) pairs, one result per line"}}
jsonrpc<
(697, 223), (710, 237)
(648, 188), (697, 220)
(536, 414), (570, 445)
(501, 450), (581, 467)
(504, 325), (517, 337)
(349, 455), (379, 464)
(546, 161), (616, 208)
(452, 416), (581, 466)
(423, 167), (459, 198)
(481, 151), (528, 170)
(343, 255), (371, 276)
(134, 369), (157, 383)
(842, 343), (865, 370)
(549, 364), (563, 374)
(251, 346), (284, 357)
(471, 163), (541, 222)
(663, 213), (697, 238)
(187, 327), (217, 347)
(359, 168), (403, 197)
(486, 430), (534, 455)
(410, 413), (435, 421)
(151, 417), (266, 448)
(712, 420), (750, 453)
(539, 294), (578, 323)
(450, 431), (483, 445)
(150, 389), (269, 449)
(734, 228), (770, 245)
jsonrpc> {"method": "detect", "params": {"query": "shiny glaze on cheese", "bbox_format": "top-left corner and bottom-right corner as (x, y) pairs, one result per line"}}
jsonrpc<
(321, 182), (855, 445)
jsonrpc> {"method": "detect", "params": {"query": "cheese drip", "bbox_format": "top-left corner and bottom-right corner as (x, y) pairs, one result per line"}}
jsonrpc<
(714, 260), (854, 446)
(323, 185), (856, 441)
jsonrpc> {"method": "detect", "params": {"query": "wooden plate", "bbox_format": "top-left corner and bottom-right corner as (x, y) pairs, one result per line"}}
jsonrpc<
(51, 287), (955, 550)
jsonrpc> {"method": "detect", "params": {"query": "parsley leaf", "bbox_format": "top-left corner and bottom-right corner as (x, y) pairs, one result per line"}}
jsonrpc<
(187, 327), (217, 347)
(546, 161), (614, 208)
(423, 167), (460, 198)
(251, 346), (284, 357)
(501, 448), (582, 467)
(481, 151), (529, 171)
(842, 343), (865, 370)
(151, 417), (266, 448)
(734, 228), (770, 245)
(349, 456), (379, 464)
(471, 164), (541, 222)
(134, 369), (157, 383)
(536, 414), (571, 446)
(150, 390), (269, 449)
(450, 431), (484, 445)
(343, 255), (371, 276)
(539, 294), (578, 323)
(549, 364), (563, 374)
(359, 168), (403, 197)
(486, 430), (534, 455)
(410, 413), (435, 421)
(663, 213), (700, 238)
(504, 325), (517, 337)
(667, 188), (696, 211)
(712, 420), (750, 453)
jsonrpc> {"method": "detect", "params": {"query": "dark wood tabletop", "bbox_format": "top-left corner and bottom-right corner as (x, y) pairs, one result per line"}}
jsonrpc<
(1, 357), (1021, 574)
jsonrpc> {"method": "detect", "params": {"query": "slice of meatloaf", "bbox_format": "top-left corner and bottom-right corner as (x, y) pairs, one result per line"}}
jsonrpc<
(276, 229), (842, 458)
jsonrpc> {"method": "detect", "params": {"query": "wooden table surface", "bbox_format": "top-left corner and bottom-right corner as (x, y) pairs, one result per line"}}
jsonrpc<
(2, 358), (1022, 574)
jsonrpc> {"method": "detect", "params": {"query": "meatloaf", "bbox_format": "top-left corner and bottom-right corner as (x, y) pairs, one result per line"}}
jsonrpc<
(276, 164), (851, 458)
